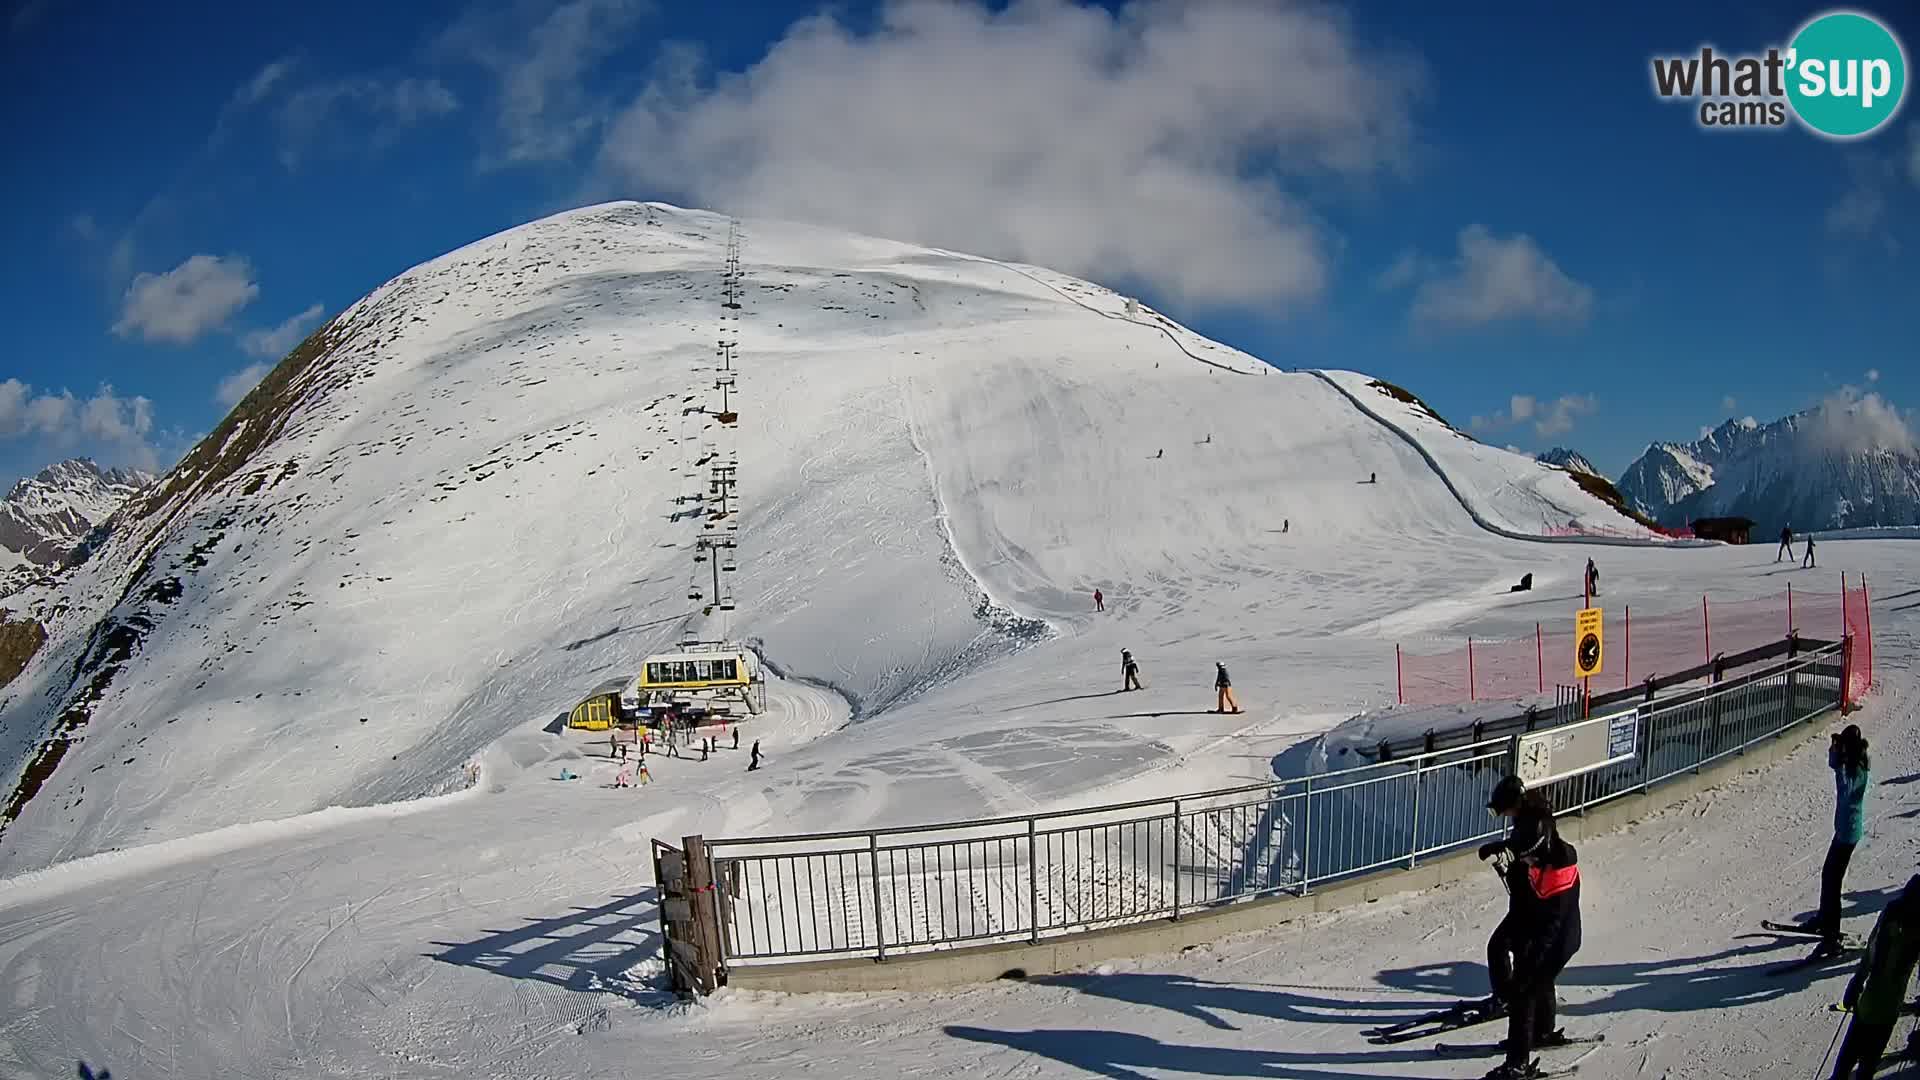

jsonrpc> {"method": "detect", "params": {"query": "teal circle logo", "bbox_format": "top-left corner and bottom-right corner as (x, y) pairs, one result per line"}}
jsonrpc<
(1786, 11), (1907, 138)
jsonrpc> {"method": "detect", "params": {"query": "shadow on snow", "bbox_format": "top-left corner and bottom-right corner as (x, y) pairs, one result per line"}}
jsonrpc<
(426, 888), (672, 1005)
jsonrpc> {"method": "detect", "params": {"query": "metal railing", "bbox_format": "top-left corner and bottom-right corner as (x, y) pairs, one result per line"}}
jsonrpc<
(704, 639), (1849, 966)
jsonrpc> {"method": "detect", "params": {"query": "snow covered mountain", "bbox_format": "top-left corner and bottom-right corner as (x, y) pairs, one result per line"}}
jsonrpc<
(1536, 446), (1600, 476)
(0, 459), (154, 596)
(1619, 410), (1920, 533)
(0, 201), (1647, 872)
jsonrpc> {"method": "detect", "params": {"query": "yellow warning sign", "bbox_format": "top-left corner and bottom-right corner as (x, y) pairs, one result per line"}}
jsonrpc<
(1574, 607), (1604, 679)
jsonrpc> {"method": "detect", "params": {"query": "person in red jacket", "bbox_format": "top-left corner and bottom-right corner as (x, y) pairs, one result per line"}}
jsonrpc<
(1093, 588), (1105, 612)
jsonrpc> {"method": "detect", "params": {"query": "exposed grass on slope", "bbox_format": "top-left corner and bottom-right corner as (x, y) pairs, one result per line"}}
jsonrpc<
(0, 614), (46, 689)
(1367, 379), (1459, 433)
(3, 315), (359, 840)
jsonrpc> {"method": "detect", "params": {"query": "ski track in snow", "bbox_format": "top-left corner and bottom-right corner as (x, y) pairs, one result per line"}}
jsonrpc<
(0, 202), (1914, 1079)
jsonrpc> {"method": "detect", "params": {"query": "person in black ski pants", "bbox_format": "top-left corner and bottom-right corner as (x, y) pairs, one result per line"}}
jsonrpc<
(1805, 725), (1872, 954)
(1484, 792), (1582, 1080)
(1478, 775), (1535, 1016)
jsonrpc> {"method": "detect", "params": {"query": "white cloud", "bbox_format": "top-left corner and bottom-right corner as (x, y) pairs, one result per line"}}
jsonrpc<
(0, 379), (163, 470)
(1825, 181), (1886, 235)
(214, 363), (273, 408)
(1471, 391), (1595, 438)
(439, 0), (650, 166)
(112, 254), (259, 344)
(238, 57), (298, 107)
(1807, 386), (1916, 457)
(1407, 225), (1593, 329)
(1532, 393), (1596, 438)
(599, 0), (1421, 310)
(1374, 249), (1428, 291)
(241, 302), (325, 358)
(1721, 394), (1738, 412)
(1866, 368), (1881, 383)
(278, 76), (459, 167)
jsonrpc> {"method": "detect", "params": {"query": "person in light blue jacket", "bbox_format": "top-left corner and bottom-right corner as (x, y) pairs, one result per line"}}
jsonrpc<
(1808, 724), (1872, 955)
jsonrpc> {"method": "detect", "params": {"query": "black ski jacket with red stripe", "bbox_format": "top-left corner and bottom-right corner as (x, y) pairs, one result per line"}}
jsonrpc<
(1512, 836), (1582, 978)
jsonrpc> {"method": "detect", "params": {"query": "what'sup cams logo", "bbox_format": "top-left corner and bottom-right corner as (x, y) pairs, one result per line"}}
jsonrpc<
(1651, 9), (1907, 138)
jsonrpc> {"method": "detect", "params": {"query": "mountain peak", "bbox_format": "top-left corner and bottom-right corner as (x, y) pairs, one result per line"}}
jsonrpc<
(0, 457), (156, 579)
(1619, 405), (1920, 533)
(1536, 446), (1600, 476)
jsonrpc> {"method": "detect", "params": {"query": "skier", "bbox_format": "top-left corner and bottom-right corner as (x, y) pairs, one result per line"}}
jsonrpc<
(1156, 449), (1164, 459)
(614, 762), (633, 788)
(1486, 791), (1582, 1080)
(1477, 775), (1533, 1018)
(610, 732), (619, 759)
(1122, 649), (1143, 692)
(1094, 588), (1105, 612)
(1804, 535), (1817, 569)
(749, 740), (762, 771)
(1805, 725), (1872, 956)
(732, 727), (740, 751)
(1583, 558), (1599, 599)
(1213, 662), (1241, 714)
(1778, 525), (1795, 563)
(1282, 519), (1289, 534)
(1369, 472), (1377, 484)
(1832, 874), (1920, 1079)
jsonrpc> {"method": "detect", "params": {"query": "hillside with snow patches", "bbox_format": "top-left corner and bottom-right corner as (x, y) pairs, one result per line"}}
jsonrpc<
(0, 203), (1915, 1080)
(1621, 412), (1920, 533)
(0, 201), (1647, 873)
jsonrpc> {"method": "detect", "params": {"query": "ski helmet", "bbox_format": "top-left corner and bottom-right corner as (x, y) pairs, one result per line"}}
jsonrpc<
(1487, 774), (1526, 814)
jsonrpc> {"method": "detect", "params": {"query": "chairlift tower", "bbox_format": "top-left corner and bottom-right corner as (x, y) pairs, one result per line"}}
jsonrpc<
(707, 460), (738, 519)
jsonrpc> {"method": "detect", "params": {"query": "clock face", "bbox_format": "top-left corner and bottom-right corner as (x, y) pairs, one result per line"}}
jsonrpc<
(1577, 633), (1600, 673)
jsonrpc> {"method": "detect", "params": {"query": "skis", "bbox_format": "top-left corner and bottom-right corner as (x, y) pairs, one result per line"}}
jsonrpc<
(1760, 920), (1864, 948)
(1433, 1034), (1605, 1056)
(1364, 1000), (1503, 1044)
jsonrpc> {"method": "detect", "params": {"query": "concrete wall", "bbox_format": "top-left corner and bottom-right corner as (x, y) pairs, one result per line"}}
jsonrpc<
(725, 705), (1844, 994)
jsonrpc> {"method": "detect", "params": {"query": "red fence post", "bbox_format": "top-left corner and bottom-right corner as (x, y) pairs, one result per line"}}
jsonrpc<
(1468, 638), (1477, 702)
(1396, 644), (1404, 705)
(1702, 595), (1711, 664)
(1536, 623), (1544, 693)
(1624, 605), (1631, 689)
(1864, 575), (1874, 688)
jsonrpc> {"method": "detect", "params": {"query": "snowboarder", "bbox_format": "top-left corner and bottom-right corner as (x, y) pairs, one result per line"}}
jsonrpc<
(636, 764), (652, 785)
(1832, 874), (1920, 1079)
(1804, 535), (1817, 569)
(1203, 434), (1211, 444)
(749, 740), (762, 771)
(1122, 649), (1143, 692)
(1282, 519), (1289, 533)
(1485, 789), (1582, 1080)
(1509, 573), (1534, 593)
(1778, 525), (1795, 563)
(614, 763), (633, 788)
(1094, 588), (1105, 612)
(1806, 725), (1872, 956)
(1156, 449), (1164, 459)
(1213, 663), (1241, 714)
(1369, 472), (1377, 484)
(1583, 558), (1599, 600)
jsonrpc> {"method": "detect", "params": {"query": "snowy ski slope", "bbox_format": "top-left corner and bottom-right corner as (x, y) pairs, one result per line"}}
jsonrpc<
(0, 202), (1643, 873)
(1, 202), (1910, 1080)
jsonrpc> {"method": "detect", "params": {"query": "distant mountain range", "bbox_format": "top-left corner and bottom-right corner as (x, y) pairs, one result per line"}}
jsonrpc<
(1617, 405), (1920, 535)
(1, 459), (154, 596)
(1536, 447), (1599, 476)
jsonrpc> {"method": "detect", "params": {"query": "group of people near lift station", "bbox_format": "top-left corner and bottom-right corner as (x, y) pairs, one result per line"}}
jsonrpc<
(569, 713), (763, 788)
(1470, 723), (1913, 1079)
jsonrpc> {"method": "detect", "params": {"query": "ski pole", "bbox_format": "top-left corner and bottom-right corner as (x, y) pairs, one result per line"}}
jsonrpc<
(1815, 1008), (1845, 1079)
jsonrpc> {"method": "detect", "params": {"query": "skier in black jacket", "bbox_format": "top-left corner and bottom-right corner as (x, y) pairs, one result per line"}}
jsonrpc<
(1483, 794), (1583, 1080)
(1478, 775), (1531, 1017)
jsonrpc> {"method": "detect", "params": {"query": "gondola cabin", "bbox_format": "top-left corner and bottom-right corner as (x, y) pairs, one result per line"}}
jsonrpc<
(567, 677), (632, 731)
(620, 645), (764, 722)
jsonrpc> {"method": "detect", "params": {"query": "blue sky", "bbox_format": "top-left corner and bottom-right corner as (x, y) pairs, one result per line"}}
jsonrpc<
(2, 0), (1916, 488)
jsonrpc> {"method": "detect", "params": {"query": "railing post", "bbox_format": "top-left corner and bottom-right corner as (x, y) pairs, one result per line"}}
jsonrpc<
(1171, 800), (1183, 919)
(1027, 817), (1040, 942)
(1536, 623), (1544, 694)
(1624, 606), (1631, 690)
(1396, 644), (1404, 705)
(1300, 777), (1314, 896)
(1408, 763), (1422, 869)
(868, 833), (886, 961)
(1787, 582), (1794, 637)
